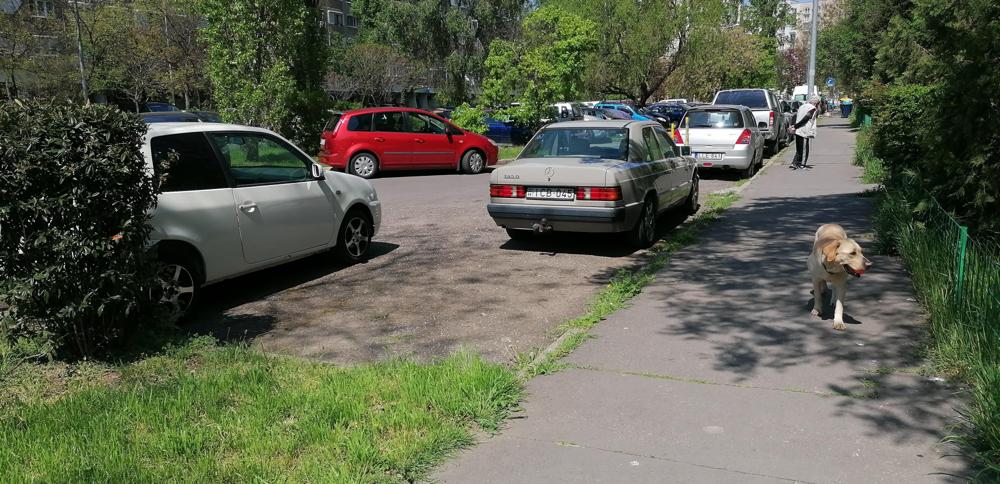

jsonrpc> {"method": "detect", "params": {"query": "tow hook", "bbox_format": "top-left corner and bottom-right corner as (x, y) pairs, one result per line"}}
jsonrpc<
(532, 218), (553, 233)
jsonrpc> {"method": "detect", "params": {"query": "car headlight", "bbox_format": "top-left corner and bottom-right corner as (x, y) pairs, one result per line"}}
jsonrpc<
(488, 138), (499, 148)
(368, 190), (378, 201)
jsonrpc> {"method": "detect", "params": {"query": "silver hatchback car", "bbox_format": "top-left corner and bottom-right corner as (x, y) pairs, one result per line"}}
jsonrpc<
(487, 120), (699, 247)
(674, 104), (766, 178)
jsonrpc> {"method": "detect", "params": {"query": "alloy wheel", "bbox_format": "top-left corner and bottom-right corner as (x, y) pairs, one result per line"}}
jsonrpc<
(468, 152), (485, 173)
(159, 263), (195, 317)
(343, 216), (371, 259)
(353, 155), (376, 178)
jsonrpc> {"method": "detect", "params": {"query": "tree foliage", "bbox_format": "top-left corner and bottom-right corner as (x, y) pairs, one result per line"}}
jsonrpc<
(479, 5), (598, 125)
(328, 43), (425, 107)
(198, 0), (330, 150)
(352, 0), (525, 104)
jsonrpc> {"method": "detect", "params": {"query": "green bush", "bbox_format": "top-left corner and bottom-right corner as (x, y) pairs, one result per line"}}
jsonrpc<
(867, 83), (934, 174)
(0, 100), (161, 357)
(450, 103), (488, 134)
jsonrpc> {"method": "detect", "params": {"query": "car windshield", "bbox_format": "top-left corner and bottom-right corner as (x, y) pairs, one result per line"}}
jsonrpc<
(684, 110), (744, 128)
(714, 90), (768, 109)
(520, 128), (629, 160)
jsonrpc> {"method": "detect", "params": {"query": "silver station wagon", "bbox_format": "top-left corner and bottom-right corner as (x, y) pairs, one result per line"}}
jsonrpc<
(487, 120), (699, 247)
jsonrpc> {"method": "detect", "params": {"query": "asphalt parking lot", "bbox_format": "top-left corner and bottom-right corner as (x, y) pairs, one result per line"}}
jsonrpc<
(187, 168), (744, 364)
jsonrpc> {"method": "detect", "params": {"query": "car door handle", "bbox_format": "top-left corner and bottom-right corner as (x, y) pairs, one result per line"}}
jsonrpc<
(238, 201), (258, 213)
(373, 137), (385, 142)
(414, 138), (425, 143)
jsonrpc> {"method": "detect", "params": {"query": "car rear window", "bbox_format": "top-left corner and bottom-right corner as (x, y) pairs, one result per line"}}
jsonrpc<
(714, 90), (768, 109)
(684, 110), (744, 129)
(347, 113), (373, 131)
(520, 128), (629, 161)
(324, 113), (342, 132)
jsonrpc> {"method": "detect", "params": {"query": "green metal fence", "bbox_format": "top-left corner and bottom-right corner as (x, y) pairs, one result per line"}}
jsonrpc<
(881, 182), (1000, 369)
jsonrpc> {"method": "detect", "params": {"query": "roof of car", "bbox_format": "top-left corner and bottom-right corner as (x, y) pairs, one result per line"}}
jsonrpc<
(539, 120), (651, 129)
(145, 122), (274, 137)
(343, 106), (440, 115)
(688, 104), (748, 111)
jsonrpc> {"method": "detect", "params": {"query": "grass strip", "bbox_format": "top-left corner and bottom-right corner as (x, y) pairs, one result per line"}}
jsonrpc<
(498, 145), (524, 161)
(519, 191), (739, 377)
(0, 337), (521, 482)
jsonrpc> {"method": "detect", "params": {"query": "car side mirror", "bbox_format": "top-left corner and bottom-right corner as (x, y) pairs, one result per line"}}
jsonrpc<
(758, 122), (767, 129)
(679, 146), (691, 156)
(311, 163), (325, 180)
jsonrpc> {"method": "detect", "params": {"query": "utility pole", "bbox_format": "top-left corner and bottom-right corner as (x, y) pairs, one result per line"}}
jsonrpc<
(806, 0), (818, 97)
(71, 0), (90, 104)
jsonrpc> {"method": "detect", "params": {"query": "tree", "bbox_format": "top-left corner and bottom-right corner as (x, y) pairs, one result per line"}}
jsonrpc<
(153, 0), (209, 109)
(352, 0), (526, 104)
(198, 0), (330, 150)
(777, 42), (808, 91)
(742, 0), (792, 39)
(661, 26), (778, 102)
(328, 43), (425, 106)
(479, 5), (598, 125)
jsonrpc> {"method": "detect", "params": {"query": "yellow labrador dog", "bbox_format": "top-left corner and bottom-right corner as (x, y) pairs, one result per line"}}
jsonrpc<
(807, 224), (872, 330)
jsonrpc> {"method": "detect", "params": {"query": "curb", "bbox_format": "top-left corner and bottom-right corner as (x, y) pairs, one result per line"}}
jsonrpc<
(518, 143), (792, 379)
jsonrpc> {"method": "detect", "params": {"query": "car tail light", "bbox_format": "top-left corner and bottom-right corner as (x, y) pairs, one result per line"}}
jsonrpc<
(673, 128), (684, 144)
(768, 111), (775, 128)
(735, 129), (753, 145)
(490, 184), (525, 198)
(576, 186), (622, 201)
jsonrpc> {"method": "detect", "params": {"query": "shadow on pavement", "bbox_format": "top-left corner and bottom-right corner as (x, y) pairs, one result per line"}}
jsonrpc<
(184, 241), (400, 343)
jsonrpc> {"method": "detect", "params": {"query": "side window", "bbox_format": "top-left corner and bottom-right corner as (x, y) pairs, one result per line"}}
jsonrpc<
(209, 133), (310, 186)
(407, 113), (446, 134)
(151, 133), (228, 192)
(642, 127), (667, 161)
(347, 113), (373, 131)
(653, 128), (677, 157)
(373, 111), (406, 132)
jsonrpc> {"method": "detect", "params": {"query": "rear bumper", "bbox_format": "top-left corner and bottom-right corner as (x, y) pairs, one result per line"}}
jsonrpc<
(689, 145), (754, 170)
(318, 151), (347, 170)
(487, 202), (640, 233)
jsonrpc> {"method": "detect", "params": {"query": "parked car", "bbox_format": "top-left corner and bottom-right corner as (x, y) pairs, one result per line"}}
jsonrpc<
(487, 120), (699, 248)
(778, 100), (795, 145)
(711, 88), (787, 155)
(642, 103), (689, 126)
(317, 107), (500, 179)
(140, 111), (222, 124)
(142, 102), (181, 112)
(594, 103), (651, 121)
(140, 112), (200, 123)
(145, 122), (381, 316)
(674, 104), (766, 178)
(552, 102), (584, 121)
(484, 116), (535, 145)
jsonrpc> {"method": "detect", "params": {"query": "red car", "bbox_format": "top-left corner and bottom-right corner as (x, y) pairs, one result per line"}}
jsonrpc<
(318, 107), (500, 179)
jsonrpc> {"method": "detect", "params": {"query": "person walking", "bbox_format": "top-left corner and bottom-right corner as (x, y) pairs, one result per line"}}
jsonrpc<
(790, 96), (819, 169)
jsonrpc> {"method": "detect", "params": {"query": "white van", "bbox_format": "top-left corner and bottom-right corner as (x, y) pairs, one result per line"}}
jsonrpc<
(793, 85), (820, 101)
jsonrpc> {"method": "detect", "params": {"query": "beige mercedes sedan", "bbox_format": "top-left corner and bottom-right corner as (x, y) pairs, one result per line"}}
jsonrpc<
(487, 120), (699, 247)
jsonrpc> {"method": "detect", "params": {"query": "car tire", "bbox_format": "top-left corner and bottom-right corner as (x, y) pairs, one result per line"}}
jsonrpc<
(461, 149), (486, 174)
(684, 175), (700, 215)
(348, 152), (379, 179)
(157, 249), (202, 321)
(628, 197), (657, 249)
(506, 228), (532, 241)
(742, 156), (756, 179)
(334, 208), (373, 263)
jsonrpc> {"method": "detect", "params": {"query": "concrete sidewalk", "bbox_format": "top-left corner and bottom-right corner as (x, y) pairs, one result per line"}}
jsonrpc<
(434, 119), (972, 483)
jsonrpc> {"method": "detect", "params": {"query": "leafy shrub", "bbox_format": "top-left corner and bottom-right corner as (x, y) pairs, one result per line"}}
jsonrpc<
(450, 103), (488, 134)
(0, 100), (161, 357)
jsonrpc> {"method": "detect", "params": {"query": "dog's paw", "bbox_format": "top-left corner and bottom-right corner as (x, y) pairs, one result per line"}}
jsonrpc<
(832, 321), (847, 331)
(811, 308), (822, 318)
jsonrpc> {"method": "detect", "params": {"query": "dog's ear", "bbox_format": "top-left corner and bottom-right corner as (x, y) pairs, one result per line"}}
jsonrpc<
(823, 241), (841, 263)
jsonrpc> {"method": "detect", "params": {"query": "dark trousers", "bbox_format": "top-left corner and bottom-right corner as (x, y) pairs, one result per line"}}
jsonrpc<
(793, 135), (810, 166)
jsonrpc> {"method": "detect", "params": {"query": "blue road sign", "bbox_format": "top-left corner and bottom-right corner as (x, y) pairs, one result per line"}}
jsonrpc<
(826, 77), (835, 87)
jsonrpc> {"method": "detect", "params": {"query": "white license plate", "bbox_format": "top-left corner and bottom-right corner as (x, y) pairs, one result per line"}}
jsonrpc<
(694, 152), (724, 160)
(526, 187), (575, 200)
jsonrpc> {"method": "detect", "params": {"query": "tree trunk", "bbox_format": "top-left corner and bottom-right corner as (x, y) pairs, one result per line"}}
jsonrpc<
(72, 2), (89, 104)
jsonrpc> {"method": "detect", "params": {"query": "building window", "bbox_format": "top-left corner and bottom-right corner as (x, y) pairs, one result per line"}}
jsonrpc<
(326, 10), (343, 26)
(32, 0), (55, 18)
(345, 15), (357, 28)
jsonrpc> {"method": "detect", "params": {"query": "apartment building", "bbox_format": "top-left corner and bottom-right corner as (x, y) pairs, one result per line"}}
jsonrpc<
(318, 0), (359, 42)
(778, 0), (845, 50)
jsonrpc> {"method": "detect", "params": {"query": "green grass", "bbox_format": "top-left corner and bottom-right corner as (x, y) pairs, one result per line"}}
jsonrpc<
(519, 192), (739, 377)
(499, 145), (524, 161)
(853, 127), (886, 184)
(869, 157), (1000, 478)
(0, 337), (521, 482)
